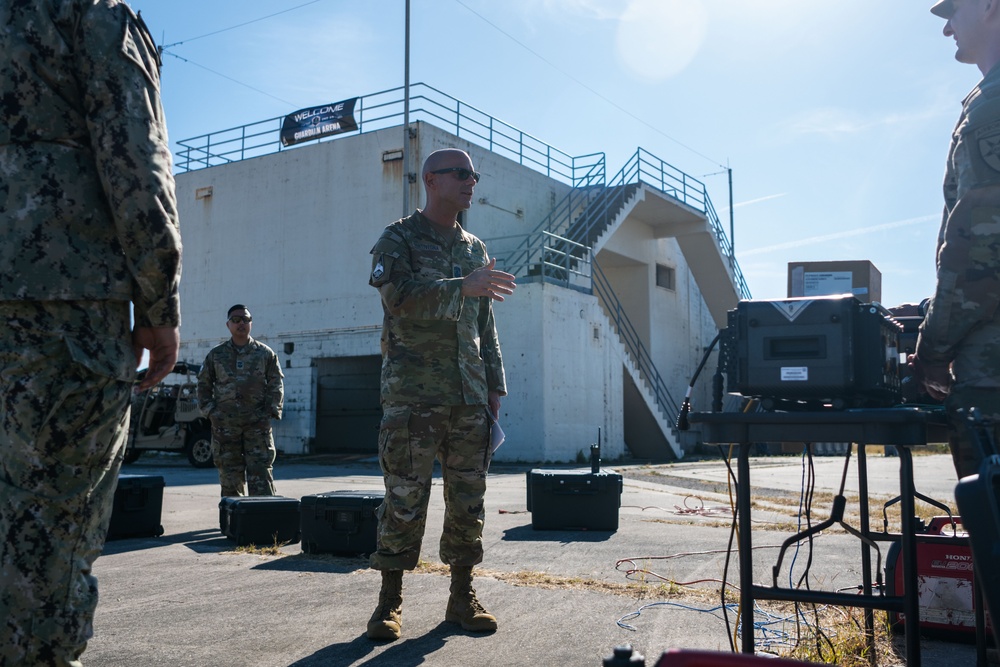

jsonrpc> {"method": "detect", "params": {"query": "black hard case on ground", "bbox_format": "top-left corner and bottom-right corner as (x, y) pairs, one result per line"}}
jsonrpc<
(526, 468), (623, 531)
(106, 474), (165, 540)
(219, 496), (301, 546)
(299, 490), (382, 555)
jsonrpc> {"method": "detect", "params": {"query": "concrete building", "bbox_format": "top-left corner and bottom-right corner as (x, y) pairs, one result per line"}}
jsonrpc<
(173, 84), (749, 462)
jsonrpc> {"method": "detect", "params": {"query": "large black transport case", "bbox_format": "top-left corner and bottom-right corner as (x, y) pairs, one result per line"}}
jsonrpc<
(526, 468), (623, 531)
(219, 496), (301, 547)
(300, 490), (381, 556)
(107, 474), (165, 540)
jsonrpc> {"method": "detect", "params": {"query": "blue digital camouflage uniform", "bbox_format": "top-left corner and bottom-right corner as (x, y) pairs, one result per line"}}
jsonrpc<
(916, 62), (1000, 477)
(0, 2), (182, 665)
(197, 337), (284, 496)
(369, 210), (506, 571)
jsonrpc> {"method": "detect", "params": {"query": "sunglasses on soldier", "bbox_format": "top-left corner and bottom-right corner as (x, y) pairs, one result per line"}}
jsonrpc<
(430, 167), (481, 183)
(228, 316), (252, 324)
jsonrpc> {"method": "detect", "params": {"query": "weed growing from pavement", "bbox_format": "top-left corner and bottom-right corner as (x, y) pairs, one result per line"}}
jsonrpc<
(229, 538), (289, 557)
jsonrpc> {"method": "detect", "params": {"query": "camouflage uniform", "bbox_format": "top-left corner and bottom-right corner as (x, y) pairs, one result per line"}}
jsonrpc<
(0, 2), (182, 665)
(369, 210), (506, 571)
(916, 63), (1000, 477)
(197, 337), (284, 496)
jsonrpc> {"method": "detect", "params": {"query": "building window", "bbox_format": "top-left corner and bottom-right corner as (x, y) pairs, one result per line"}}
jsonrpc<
(656, 264), (675, 291)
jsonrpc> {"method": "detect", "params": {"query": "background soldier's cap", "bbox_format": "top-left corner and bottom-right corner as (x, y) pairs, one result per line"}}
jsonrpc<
(930, 0), (953, 18)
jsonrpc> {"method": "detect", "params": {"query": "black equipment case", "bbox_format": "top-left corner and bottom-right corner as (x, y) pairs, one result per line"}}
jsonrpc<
(526, 468), (623, 531)
(106, 474), (165, 540)
(300, 490), (381, 555)
(219, 496), (301, 546)
(723, 295), (902, 409)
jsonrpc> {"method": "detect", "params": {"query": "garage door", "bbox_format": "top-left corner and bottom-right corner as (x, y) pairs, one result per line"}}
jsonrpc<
(315, 355), (382, 453)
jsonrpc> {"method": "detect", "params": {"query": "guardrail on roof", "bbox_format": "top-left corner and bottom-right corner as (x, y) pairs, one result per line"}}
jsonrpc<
(175, 82), (604, 187)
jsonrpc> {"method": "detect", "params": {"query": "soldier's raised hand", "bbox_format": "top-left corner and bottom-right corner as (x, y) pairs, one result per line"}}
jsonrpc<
(461, 258), (516, 302)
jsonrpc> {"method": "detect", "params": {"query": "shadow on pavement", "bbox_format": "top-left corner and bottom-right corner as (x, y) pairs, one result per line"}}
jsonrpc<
(252, 552), (370, 574)
(287, 622), (464, 667)
(501, 524), (616, 542)
(101, 528), (226, 555)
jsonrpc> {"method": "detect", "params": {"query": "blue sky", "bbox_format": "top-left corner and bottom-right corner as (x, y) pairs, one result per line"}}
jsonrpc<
(129, 0), (980, 308)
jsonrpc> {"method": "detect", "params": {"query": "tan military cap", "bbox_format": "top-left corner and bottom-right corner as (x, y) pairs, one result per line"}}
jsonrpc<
(930, 0), (953, 18)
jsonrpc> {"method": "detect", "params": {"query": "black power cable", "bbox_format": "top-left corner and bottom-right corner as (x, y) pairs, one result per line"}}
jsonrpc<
(676, 331), (722, 431)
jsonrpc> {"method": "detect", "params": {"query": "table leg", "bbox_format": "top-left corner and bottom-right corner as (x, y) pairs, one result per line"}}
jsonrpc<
(857, 444), (876, 665)
(899, 447), (921, 667)
(739, 441), (755, 654)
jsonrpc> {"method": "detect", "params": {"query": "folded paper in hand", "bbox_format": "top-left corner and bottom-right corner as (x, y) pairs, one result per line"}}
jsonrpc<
(489, 413), (505, 453)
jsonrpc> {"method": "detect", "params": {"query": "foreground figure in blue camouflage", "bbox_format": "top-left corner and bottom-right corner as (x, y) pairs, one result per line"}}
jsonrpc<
(0, 2), (183, 665)
(913, 0), (1000, 477)
(367, 149), (516, 640)
(197, 305), (284, 497)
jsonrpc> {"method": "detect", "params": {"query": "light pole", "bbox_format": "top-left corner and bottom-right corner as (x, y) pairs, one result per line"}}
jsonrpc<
(402, 0), (411, 217)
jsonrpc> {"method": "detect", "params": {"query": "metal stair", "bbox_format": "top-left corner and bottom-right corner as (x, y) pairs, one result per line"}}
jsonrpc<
(500, 148), (749, 458)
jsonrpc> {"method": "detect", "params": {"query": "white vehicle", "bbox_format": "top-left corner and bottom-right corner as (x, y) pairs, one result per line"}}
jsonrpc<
(124, 361), (214, 468)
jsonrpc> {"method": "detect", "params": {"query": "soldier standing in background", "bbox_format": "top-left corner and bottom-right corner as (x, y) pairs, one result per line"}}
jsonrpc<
(366, 148), (516, 641)
(197, 305), (284, 496)
(912, 0), (1000, 478)
(0, 1), (182, 665)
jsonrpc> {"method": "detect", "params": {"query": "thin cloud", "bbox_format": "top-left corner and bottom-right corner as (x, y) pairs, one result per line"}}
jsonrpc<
(739, 214), (937, 257)
(787, 104), (954, 138)
(718, 193), (786, 213)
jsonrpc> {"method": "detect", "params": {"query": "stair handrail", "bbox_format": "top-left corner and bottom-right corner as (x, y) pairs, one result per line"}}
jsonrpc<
(487, 231), (591, 287)
(502, 158), (607, 273)
(511, 147), (750, 300)
(592, 260), (681, 424)
(488, 229), (682, 428)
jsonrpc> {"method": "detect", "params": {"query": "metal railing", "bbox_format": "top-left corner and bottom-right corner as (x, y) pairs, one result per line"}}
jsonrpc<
(592, 260), (681, 426)
(487, 231), (591, 289)
(487, 231), (681, 429)
(175, 82), (604, 187)
(504, 147), (750, 300)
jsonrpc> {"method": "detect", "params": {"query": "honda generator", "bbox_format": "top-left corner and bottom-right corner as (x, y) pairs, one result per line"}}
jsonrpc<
(884, 516), (991, 636)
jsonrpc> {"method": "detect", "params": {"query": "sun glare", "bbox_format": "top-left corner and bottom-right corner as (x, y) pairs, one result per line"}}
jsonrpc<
(615, 0), (708, 81)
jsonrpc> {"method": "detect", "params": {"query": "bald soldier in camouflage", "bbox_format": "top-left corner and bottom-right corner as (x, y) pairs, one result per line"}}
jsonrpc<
(912, 0), (1000, 477)
(366, 148), (516, 641)
(0, 1), (182, 665)
(197, 305), (284, 497)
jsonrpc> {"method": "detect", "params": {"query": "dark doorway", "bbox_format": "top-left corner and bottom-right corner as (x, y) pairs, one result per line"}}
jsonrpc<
(314, 356), (382, 453)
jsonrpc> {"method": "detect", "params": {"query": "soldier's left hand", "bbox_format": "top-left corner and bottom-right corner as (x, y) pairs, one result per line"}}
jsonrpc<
(461, 258), (516, 302)
(908, 353), (952, 401)
(133, 326), (180, 391)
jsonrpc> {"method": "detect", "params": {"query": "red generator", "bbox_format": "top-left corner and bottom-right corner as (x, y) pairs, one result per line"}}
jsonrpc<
(884, 516), (991, 635)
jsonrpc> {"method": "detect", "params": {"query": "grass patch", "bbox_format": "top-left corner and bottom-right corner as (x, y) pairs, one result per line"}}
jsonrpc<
(775, 605), (899, 666)
(411, 560), (718, 603)
(227, 538), (291, 557)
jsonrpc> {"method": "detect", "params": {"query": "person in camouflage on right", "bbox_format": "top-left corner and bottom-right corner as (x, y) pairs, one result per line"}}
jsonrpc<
(197, 304), (284, 497)
(912, 0), (1000, 478)
(366, 148), (516, 641)
(0, 1), (182, 665)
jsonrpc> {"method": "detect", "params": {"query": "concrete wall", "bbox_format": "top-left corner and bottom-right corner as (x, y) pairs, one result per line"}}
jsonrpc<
(174, 121), (719, 461)
(496, 282), (626, 463)
(176, 122), (578, 457)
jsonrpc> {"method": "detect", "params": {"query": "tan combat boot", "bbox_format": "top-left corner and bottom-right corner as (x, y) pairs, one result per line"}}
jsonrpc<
(366, 569), (403, 641)
(445, 565), (497, 632)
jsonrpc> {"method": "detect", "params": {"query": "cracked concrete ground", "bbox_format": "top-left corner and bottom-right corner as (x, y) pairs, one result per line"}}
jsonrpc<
(85, 451), (980, 666)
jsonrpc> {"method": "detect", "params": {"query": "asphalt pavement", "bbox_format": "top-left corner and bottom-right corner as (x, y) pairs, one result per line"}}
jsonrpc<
(84, 450), (982, 667)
